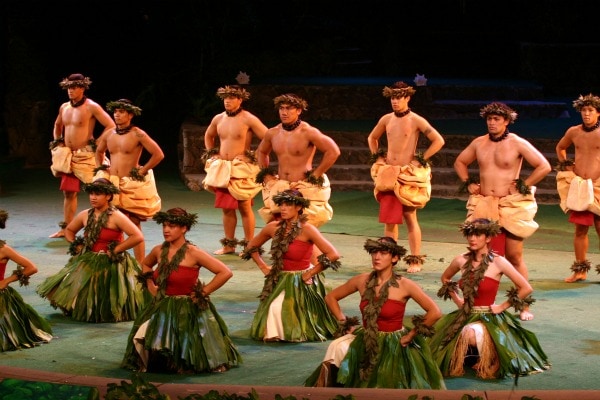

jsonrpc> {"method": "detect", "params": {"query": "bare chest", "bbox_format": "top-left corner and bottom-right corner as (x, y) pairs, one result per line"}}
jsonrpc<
(62, 107), (93, 127)
(217, 118), (248, 141)
(272, 130), (313, 156)
(107, 133), (141, 154)
(476, 141), (521, 170)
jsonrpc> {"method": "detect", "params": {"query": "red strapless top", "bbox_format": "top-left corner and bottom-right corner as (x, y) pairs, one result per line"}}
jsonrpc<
(0, 261), (6, 280)
(459, 276), (500, 306)
(282, 240), (313, 271)
(91, 227), (123, 252)
(153, 265), (200, 296)
(359, 298), (406, 332)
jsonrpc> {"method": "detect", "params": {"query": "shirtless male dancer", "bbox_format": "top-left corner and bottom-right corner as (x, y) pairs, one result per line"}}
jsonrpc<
(368, 81), (445, 273)
(454, 102), (551, 320)
(95, 99), (164, 262)
(256, 93), (340, 231)
(556, 94), (600, 282)
(49, 73), (115, 238)
(203, 85), (268, 255)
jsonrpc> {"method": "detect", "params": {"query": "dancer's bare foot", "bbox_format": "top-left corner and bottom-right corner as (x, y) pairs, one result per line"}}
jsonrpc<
(213, 246), (236, 256)
(49, 230), (65, 238)
(564, 272), (587, 283)
(404, 255), (425, 274)
(520, 309), (534, 321)
(407, 264), (422, 273)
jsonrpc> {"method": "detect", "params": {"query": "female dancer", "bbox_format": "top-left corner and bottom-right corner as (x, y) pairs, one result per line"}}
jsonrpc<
(37, 178), (146, 322)
(430, 218), (550, 379)
(121, 207), (240, 373)
(0, 209), (53, 351)
(304, 236), (445, 389)
(241, 189), (340, 342)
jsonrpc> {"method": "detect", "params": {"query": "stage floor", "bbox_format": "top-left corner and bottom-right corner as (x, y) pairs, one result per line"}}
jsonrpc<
(1, 166), (600, 398)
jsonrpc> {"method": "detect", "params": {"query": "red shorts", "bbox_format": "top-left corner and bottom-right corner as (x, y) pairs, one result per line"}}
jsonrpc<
(569, 210), (595, 226)
(489, 231), (506, 256)
(377, 191), (403, 224)
(59, 174), (81, 192)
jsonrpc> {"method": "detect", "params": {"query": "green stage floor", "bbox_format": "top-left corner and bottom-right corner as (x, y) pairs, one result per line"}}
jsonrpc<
(1, 166), (600, 395)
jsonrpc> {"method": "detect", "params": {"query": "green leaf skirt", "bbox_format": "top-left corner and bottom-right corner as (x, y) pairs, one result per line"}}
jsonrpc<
(121, 295), (241, 373)
(305, 327), (446, 389)
(251, 271), (338, 342)
(36, 251), (148, 322)
(430, 310), (550, 379)
(0, 286), (53, 351)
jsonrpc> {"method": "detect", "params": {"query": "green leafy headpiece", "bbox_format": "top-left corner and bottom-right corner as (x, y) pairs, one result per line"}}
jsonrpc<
(153, 208), (198, 229)
(83, 178), (120, 195)
(272, 190), (310, 209)
(479, 102), (518, 123)
(216, 85), (250, 100)
(363, 237), (407, 258)
(459, 218), (501, 237)
(59, 73), (92, 89)
(382, 81), (416, 98)
(106, 99), (142, 116)
(572, 94), (600, 112)
(273, 93), (308, 111)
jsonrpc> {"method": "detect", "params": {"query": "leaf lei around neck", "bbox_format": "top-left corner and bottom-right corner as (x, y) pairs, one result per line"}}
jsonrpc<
(83, 207), (114, 252)
(156, 241), (190, 299)
(258, 216), (305, 300)
(360, 269), (401, 380)
(441, 250), (493, 346)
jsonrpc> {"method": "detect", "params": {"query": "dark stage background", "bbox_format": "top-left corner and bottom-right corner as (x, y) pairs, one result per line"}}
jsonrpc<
(2, 0), (600, 167)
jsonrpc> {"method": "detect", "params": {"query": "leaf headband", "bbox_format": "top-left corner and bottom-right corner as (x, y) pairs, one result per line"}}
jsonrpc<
(153, 211), (198, 229)
(216, 86), (251, 100)
(459, 219), (501, 237)
(106, 99), (142, 116)
(363, 238), (407, 258)
(572, 94), (600, 112)
(382, 85), (416, 98)
(59, 75), (92, 89)
(479, 102), (518, 123)
(83, 179), (120, 195)
(273, 94), (308, 111)
(272, 192), (310, 208)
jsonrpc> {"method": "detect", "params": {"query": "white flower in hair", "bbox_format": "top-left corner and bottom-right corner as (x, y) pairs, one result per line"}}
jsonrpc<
(236, 71), (250, 85)
(414, 74), (427, 86)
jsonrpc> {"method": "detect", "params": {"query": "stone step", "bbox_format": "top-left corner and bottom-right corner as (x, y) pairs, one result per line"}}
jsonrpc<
(331, 145), (560, 168)
(328, 180), (560, 205)
(420, 99), (569, 120)
(247, 79), (562, 121)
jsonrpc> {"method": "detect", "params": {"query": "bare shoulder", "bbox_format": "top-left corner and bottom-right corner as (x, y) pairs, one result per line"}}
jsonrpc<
(563, 125), (581, 138)
(301, 222), (321, 237)
(349, 272), (371, 287)
(132, 126), (149, 139)
(301, 121), (321, 135)
(211, 112), (225, 124)
(398, 275), (420, 289)
(377, 112), (394, 125)
(511, 133), (544, 152)
(409, 111), (428, 123)
(148, 243), (164, 256)
(467, 135), (488, 148)
(242, 109), (259, 120)
(85, 98), (102, 108)
(493, 253), (514, 269)
(263, 220), (280, 235)
(186, 242), (206, 256)
(264, 125), (279, 138)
